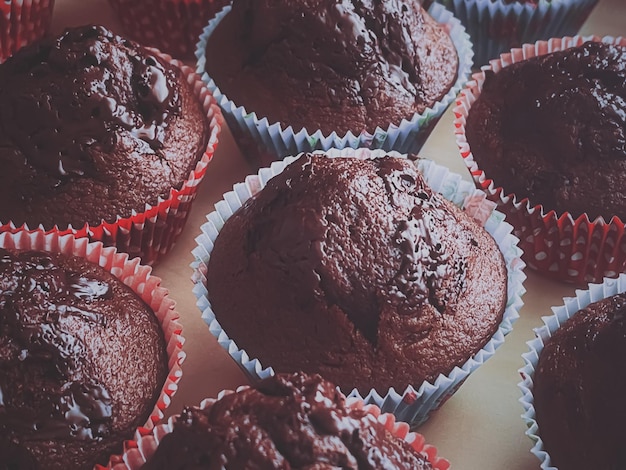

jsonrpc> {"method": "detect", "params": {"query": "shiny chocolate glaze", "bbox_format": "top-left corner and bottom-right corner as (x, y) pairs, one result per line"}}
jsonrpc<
(141, 373), (433, 469)
(0, 25), (179, 181)
(534, 293), (626, 470)
(0, 25), (209, 229)
(0, 249), (168, 469)
(0, 250), (112, 442)
(206, 155), (507, 393)
(205, 0), (458, 135)
(466, 41), (626, 220)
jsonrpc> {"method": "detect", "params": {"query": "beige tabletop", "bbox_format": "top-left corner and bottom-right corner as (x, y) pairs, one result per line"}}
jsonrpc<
(47, 1), (626, 468)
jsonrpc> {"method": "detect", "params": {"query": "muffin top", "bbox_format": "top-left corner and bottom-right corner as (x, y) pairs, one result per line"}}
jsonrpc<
(141, 372), (433, 470)
(206, 154), (507, 393)
(533, 292), (626, 470)
(0, 248), (168, 469)
(0, 24), (209, 229)
(465, 41), (626, 221)
(204, 0), (458, 135)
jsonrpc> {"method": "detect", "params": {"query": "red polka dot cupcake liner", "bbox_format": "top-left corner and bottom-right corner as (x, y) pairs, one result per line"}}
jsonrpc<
(103, 390), (450, 470)
(0, 0), (55, 63)
(0, 49), (223, 266)
(108, 0), (229, 60)
(454, 35), (626, 285)
(0, 228), (186, 468)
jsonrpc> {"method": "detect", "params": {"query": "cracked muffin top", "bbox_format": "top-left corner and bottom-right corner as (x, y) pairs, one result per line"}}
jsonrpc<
(205, 154), (507, 393)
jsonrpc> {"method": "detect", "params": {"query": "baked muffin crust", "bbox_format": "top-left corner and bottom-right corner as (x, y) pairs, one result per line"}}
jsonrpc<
(0, 248), (168, 469)
(466, 41), (626, 221)
(141, 373), (434, 470)
(0, 25), (209, 229)
(204, 0), (458, 135)
(206, 154), (507, 393)
(534, 292), (626, 470)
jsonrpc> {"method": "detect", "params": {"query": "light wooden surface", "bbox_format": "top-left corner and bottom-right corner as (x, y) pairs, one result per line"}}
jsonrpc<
(48, 2), (626, 468)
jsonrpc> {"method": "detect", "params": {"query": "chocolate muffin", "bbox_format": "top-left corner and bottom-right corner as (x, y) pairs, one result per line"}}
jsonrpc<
(0, 248), (168, 469)
(203, 0), (458, 135)
(465, 41), (626, 221)
(533, 292), (626, 470)
(206, 154), (507, 394)
(141, 372), (434, 469)
(0, 24), (210, 230)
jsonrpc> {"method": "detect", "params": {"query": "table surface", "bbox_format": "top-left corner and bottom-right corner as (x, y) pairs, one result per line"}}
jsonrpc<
(48, 2), (626, 468)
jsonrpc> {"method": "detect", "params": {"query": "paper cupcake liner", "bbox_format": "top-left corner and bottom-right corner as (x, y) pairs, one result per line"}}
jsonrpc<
(108, 0), (229, 60)
(0, 0), (55, 63)
(436, 0), (598, 67)
(519, 273), (626, 469)
(0, 228), (186, 469)
(0, 49), (223, 266)
(455, 35), (626, 285)
(104, 389), (450, 470)
(194, 3), (474, 169)
(191, 148), (526, 427)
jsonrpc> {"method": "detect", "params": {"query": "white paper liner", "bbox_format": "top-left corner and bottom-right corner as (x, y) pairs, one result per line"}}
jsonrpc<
(194, 3), (473, 167)
(437, 0), (598, 67)
(518, 273), (626, 469)
(0, 229), (186, 469)
(455, 35), (626, 285)
(0, 49), (223, 266)
(191, 148), (526, 427)
(104, 388), (451, 470)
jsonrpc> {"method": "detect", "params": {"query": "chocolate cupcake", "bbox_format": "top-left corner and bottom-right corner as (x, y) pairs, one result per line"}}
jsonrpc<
(193, 149), (525, 426)
(111, 373), (450, 470)
(206, 153), (507, 393)
(456, 36), (626, 284)
(196, 0), (473, 168)
(0, 24), (222, 264)
(428, 0), (598, 67)
(0, 230), (185, 469)
(520, 274), (626, 470)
